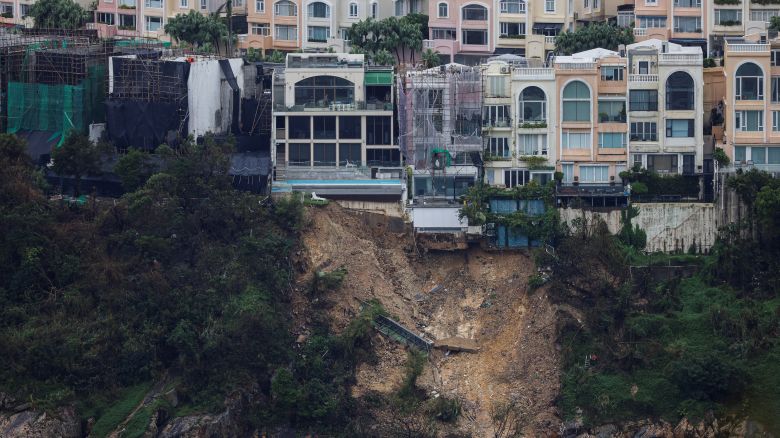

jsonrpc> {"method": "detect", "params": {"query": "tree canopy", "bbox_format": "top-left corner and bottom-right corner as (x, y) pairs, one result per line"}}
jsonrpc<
(554, 23), (634, 56)
(51, 132), (102, 197)
(29, 0), (88, 29)
(347, 15), (427, 65)
(164, 10), (229, 53)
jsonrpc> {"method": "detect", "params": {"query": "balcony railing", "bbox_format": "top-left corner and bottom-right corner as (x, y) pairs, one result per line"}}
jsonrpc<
(512, 67), (554, 79)
(499, 1), (526, 13)
(725, 42), (770, 53)
(545, 36), (556, 45)
(634, 27), (647, 36)
(658, 52), (703, 65)
(483, 118), (512, 128)
(274, 101), (393, 112)
(629, 74), (659, 83)
(556, 62), (597, 70)
(119, 0), (136, 7)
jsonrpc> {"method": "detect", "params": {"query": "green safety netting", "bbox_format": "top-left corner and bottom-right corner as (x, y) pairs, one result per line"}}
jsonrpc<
(6, 64), (106, 146)
(431, 148), (452, 167)
(114, 38), (171, 48)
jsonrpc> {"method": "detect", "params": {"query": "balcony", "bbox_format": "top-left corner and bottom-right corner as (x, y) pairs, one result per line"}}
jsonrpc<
(725, 42), (770, 53)
(274, 101), (393, 112)
(658, 52), (703, 65)
(119, 0), (136, 8)
(512, 68), (554, 80)
(545, 36), (556, 46)
(629, 74), (659, 83)
(499, 1), (526, 13)
(556, 62), (597, 71)
(482, 118), (513, 129)
(634, 27), (647, 36)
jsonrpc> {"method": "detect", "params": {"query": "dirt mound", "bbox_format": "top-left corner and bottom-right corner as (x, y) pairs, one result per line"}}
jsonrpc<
(296, 204), (561, 435)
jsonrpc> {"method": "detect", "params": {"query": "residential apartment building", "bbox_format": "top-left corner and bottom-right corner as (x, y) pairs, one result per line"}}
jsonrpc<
(719, 35), (780, 173)
(271, 53), (405, 198)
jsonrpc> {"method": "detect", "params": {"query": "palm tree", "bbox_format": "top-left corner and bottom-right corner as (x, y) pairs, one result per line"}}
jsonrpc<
(421, 49), (441, 69)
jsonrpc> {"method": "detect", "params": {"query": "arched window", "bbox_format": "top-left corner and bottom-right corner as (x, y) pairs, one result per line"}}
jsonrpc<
(274, 0), (296, 16)
(562, 81), (590, 122)
(348, 1), (358, 17)
(519, 86), (546, 122)
(666, 71), (694, 110)
(295, 76), (355, 107)
(462, 4), (487, 20)
(307, 1), (330, 18)
(736, 62), (764, 100)
(371, 1), (377, 18)
(438, 2), (448, 17)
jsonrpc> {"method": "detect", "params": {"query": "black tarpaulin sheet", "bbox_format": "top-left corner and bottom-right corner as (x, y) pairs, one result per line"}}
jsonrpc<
(106, 100), (186, 150)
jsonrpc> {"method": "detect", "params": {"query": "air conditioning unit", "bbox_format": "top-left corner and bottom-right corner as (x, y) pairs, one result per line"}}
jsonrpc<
(500, 66), (510, 74)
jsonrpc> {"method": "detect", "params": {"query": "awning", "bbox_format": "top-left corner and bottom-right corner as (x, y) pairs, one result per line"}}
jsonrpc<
(365, 71), (393, 85)
(492, 48), (526, 56)
(532, 23), (563, 32)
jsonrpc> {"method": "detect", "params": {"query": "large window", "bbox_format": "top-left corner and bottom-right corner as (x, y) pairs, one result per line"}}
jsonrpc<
(256, 0), (264, 12)
(601, 66), (624, 81)
(339, 143), (361, 166)
(562, 81), (591, 122)
(500, 22), (525, 37)
(307, 1), (329, 17)
(313, 116), (336, 139)
(313, 143), (336, 166)
(366, 116), (392, 145)
(519, 86), (546, 122)
(289, 116), (310, 139)
(462, 4), (487, 20)
(119, 14), (136, 28)
(486, 76), (508, 97)
(666, 71), (694, 110)
(638, 16), (666, 28)
(674, 0), (700, 7)
(499, 0), (524, 13)
(462, 29), (487, 45)
(598, 132), (626, 148)
(438, 1), (448, 17)
(366, 148), (400, 166)
(736, 62), (764, 100)
(349, 2), (358, 17)
(630, 122), (657, 141)
(665, 119), (695, 137)
(598, 99), (626, 123)
(307, 26), (330, 42)
(580, 166), (609, 183)
(629, 90), (658, 112)
(295, 76), (354, 107)
(735, 111), (763, 132)
(487, 137), (510, 157)
(432, 28), (457, 39)
(339, 116), (361, 139)
(647, 155), (678, 173)
(252, 23), (270, 35)
(773, 77), (780, 102)
(274, 0), (296, 16)
(145, 15), (162, 31)
(289, 143), (311, 165)
(545, 0), (554, 12)
(97, 12), (115, 25)
(714, 9), (741, 25)
(518, 134), (547, 155)
(673, 16), (701, 32)
(562, 130), (591, 149)
(483, 105), (511, 127)
(275, 24), (297, 40)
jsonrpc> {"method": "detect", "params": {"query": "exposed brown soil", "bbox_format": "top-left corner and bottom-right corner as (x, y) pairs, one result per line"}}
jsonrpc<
(293, 204), (561, 435)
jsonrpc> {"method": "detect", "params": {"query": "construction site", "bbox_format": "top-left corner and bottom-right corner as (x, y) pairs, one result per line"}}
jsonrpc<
(398, 64), (484, 201)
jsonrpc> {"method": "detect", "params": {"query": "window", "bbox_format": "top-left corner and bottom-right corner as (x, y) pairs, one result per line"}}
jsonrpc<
(752, 10), (780, 23)
(584, 0), (589, 7)
(339, 116), (361, 139)
(438, 1), (448, 17)
(366, 116), (392, 144)
(119, 14), (135, 28)
(674, 0), (700, 6)
(256, 0), (264, 12)
(770, 147), (780, 164)
(562, 163), (573, 183)
(753, 147), (767, 165)
(736, 63), (764, 100)
(371, 1), (377, 18)
(774, 111), (780, 131)
(735, 146), (746, 162)
(500, 22), (525, 37)
(647, 155), (678, 173)
(483, 105), (511, 127)
(180, 0), (187, 8)
(580, 166), (609, 183)
(630, 122), (657, 141)
(562, 81), (591, 122)
(504, 169), (530, 188)
(487, 137), (510, 157)
(20, 3), (30, 17)
(201, 0), (206, 9)
(629, 90), (658, 112)
(714, 9), (741, 25)
(462, 29), (487, 45)
(773, 50), (780, 67)
(665, 119), (695, 137)
(275, 0), (296, 16)
(145, 15), (162, 31)
(666, 71), (694, 110)
(295, 76), (354, 107)
(313, 117), (336, 139)
(598, 133), (626, 148)
(307, 1), (329, 17)
(339, 143), (361, 166)
(395, 0), (403, 16)
(519, 86), (546, 122)
(234, 0), (243, 7)
(486, 76), (508, 97)
(673, 16), (701, 32)
(601, 66), (624, 81)
(545, 0), (554, 12)
(289, 143), (311, 166)
(275, 24), (297, 40)
(638, 16), (666, 28)
(289, 116), (310, 139)
(313, 143), (336, 166)
(97, 12), (115, 24)
(367, 148), (400, 166)
(735, 111), (763, 132)
(773, 77), (780, 102)
(144, 0), (162, 7)
(307, 26), (330, 42)
(252, 23), (270, 35)
(462, 4), (487, 20)
(518, 134), (547, 155)
(432, 28), (456, 39)
(562, 131), (591, 149)
(499, 0), (524, 13)
(598, 100), (626, 123)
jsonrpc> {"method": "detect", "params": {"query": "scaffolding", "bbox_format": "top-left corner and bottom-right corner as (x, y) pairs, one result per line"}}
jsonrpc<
(398, 64), (483, 171)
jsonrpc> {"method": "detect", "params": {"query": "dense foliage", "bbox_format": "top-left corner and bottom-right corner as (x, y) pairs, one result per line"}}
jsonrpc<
(347, 15), (428, 65)
(29, 0), (88, 29)
(164, 10), (229, 53)
(555, 23), (634, 56)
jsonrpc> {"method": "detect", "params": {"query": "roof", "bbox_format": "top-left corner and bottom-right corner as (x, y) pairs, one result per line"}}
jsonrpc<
(627, 38), (702, 54)
(556, 47), (619, 64)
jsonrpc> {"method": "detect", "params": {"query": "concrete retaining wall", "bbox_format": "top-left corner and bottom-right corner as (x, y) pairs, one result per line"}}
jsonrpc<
(560, 203), (718, 253)
(335, 199), (405, 218)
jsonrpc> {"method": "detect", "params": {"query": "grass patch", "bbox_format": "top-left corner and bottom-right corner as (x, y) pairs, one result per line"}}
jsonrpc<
(83, 382), (152, 438)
